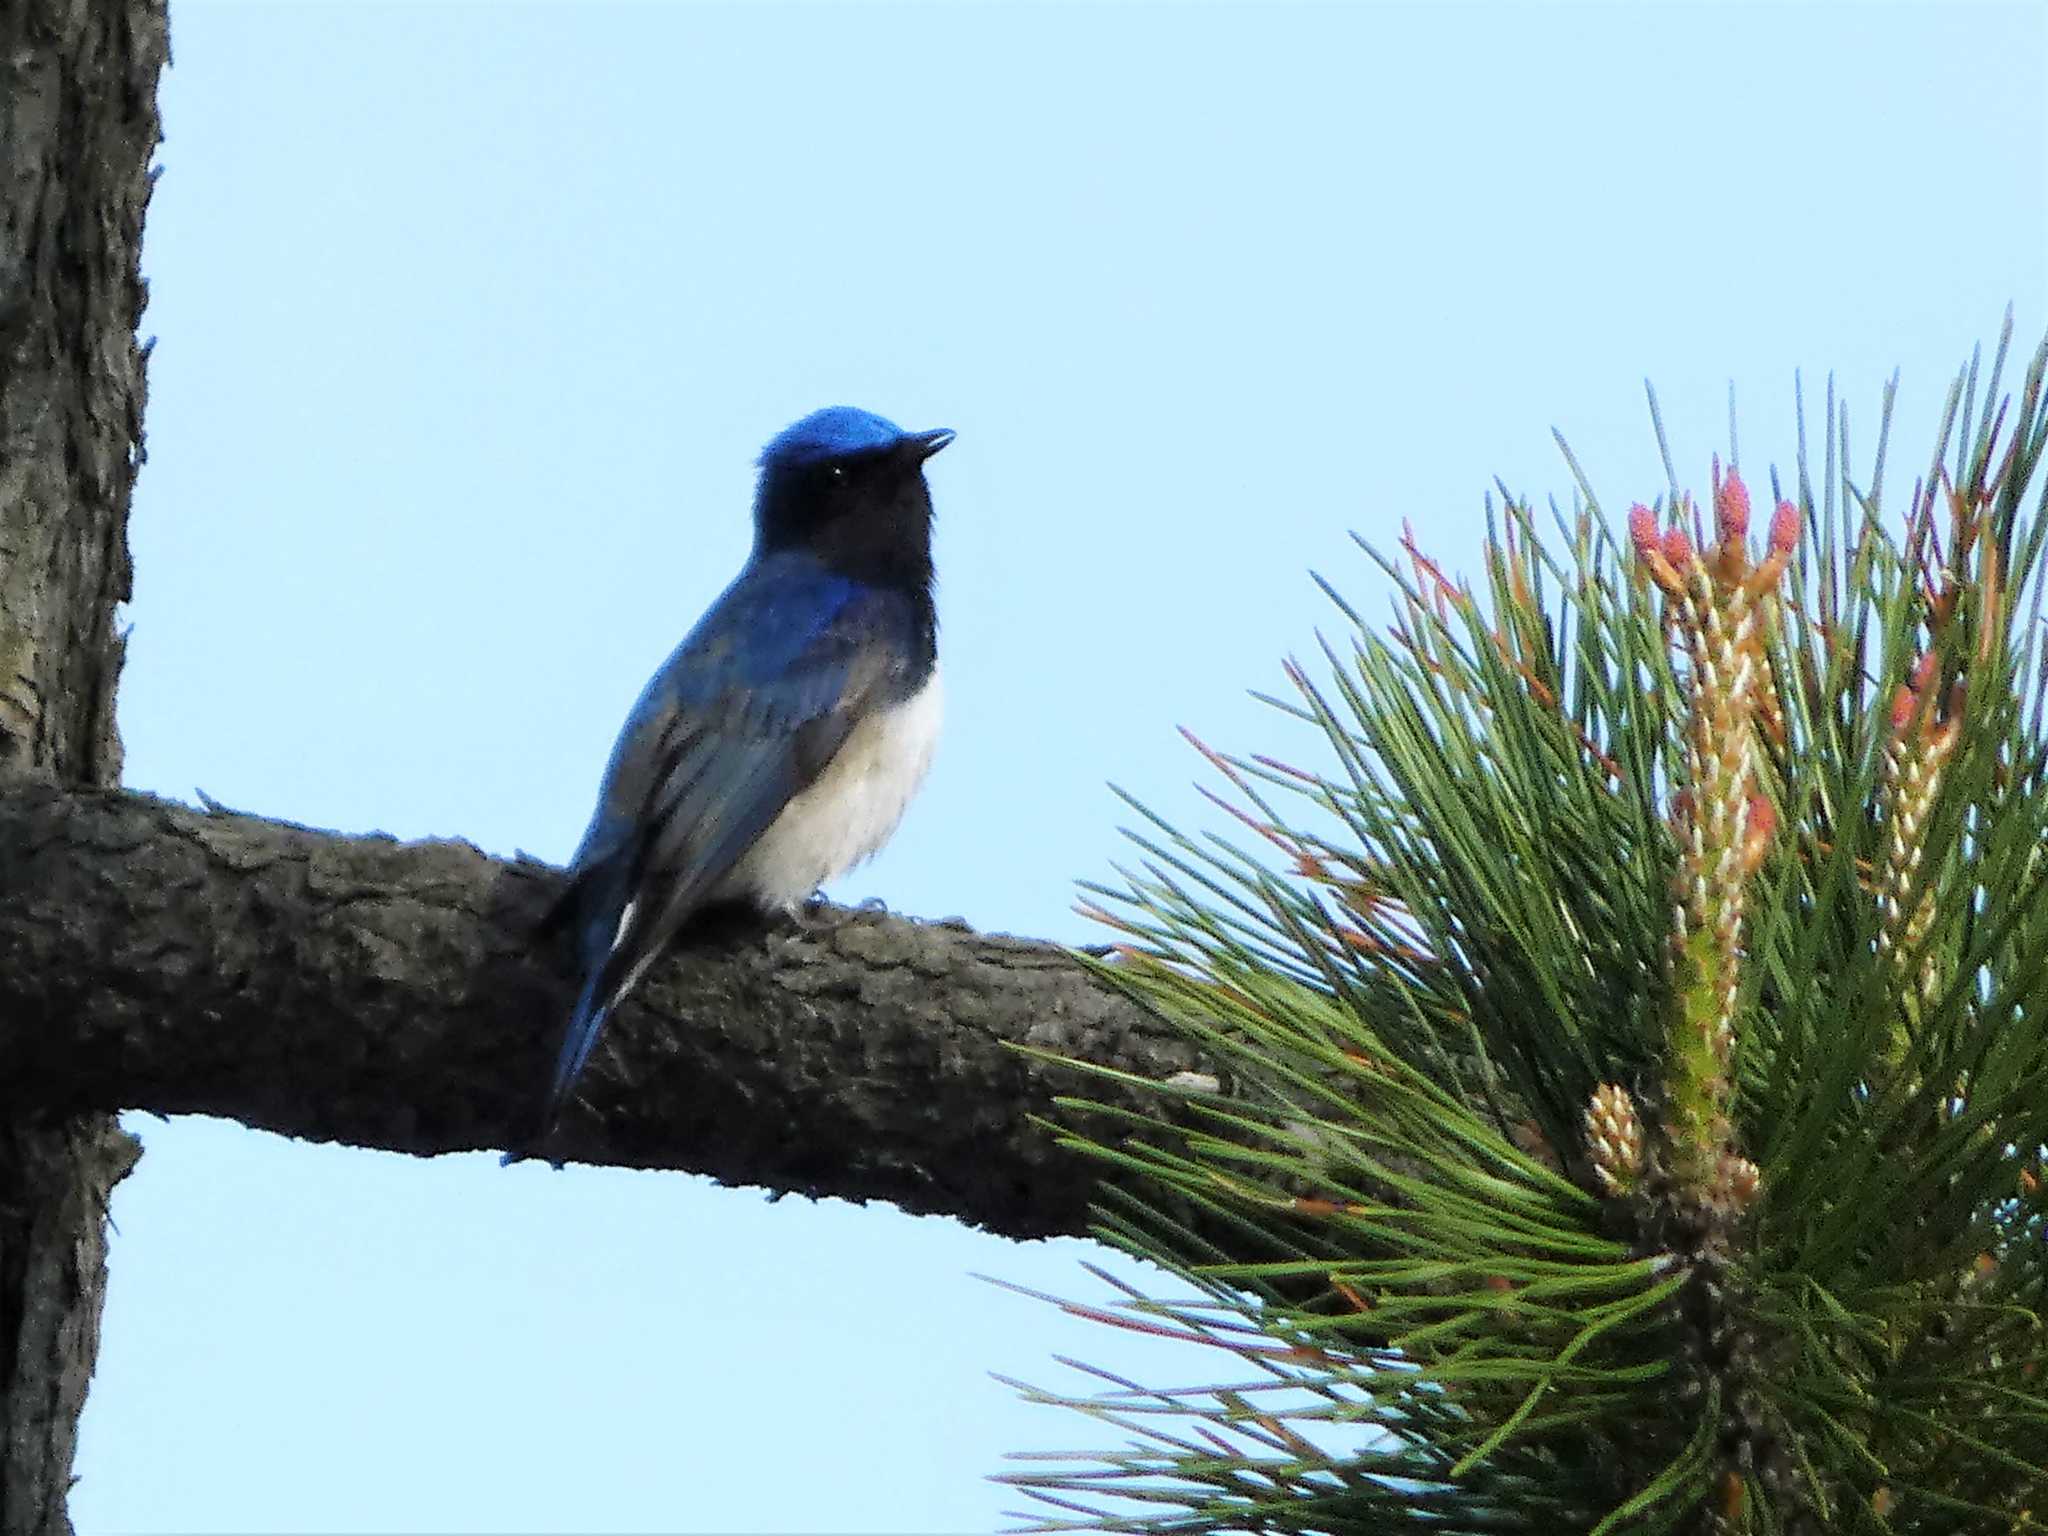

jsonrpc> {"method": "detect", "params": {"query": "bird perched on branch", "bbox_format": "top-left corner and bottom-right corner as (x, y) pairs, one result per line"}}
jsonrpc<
(518, 406), (952, 1152)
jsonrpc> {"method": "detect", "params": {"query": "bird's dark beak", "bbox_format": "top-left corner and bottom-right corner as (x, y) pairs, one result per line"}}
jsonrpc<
(903, 427), (956, 463)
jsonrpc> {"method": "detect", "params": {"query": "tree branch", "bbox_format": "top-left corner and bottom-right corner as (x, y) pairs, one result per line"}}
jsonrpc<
(0, 784), (1199, 1240)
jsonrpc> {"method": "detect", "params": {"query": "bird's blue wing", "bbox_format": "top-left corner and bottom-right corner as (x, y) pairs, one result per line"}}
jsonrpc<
(537, 551), (919, 1134)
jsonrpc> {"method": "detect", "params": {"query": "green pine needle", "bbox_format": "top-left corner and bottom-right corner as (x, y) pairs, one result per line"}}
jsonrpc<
(1005, 314), (2048, 1534)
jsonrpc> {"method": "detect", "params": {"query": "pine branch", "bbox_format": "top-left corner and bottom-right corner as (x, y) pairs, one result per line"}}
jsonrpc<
(0, 781), (1202, 1240)
(1006, 316), (2048, 1534)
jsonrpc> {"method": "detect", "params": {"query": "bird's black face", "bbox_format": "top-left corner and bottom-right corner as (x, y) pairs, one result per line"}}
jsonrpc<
(754, 430), (952, 592)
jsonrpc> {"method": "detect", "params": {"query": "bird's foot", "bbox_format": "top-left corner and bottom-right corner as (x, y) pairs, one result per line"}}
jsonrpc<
(757, 896), (828, 935)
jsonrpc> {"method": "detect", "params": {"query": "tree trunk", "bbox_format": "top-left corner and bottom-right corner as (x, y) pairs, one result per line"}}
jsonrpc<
(0, 2), (165, 1530)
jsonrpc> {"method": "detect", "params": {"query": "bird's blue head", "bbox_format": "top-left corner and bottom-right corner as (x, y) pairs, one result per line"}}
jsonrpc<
(760, 407), (920, 471)
(753, 407), (953, 589)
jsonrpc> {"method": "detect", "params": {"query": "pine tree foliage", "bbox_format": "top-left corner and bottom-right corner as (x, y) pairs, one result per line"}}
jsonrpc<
(1004, 318), (2048, 1534)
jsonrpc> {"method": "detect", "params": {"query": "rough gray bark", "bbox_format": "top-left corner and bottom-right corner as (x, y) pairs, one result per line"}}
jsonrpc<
(0, 782), (1199, 1239)
(0, 1), (165, 1531)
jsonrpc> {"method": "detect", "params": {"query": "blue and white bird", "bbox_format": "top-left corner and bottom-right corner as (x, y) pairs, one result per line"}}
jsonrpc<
(529, 406), (951, 1143)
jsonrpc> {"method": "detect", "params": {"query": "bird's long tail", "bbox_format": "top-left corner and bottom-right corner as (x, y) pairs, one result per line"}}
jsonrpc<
(545, 967), (614, 1132)
(501, 966), (613, 1168)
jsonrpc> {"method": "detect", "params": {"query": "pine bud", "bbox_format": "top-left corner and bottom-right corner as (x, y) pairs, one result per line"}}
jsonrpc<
(1628, 502), (1659, 556)
(1740, 795), (1777, 875)
(1584, 1083), (1644, 1197)
(1890, 682), (1919, 733)
(1768, 499), (1800, 555)
(1716, 1151), (1762, 1211)
(1713, 459), (1751, 543)
(1661, 525), (1695, 570)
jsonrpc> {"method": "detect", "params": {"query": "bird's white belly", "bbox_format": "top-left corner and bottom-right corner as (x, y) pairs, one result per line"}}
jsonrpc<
(729, 669), (943, 909)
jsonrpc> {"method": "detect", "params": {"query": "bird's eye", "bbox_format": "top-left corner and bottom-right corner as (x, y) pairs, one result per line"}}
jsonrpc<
(828, 465), (847, 484)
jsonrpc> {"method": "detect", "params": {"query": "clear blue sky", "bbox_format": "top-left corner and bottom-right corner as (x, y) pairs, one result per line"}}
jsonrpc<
(74, 3), (2046, 1531)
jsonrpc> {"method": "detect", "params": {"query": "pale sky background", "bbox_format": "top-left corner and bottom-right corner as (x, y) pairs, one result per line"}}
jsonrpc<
(72, 2), (2046, 1531)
